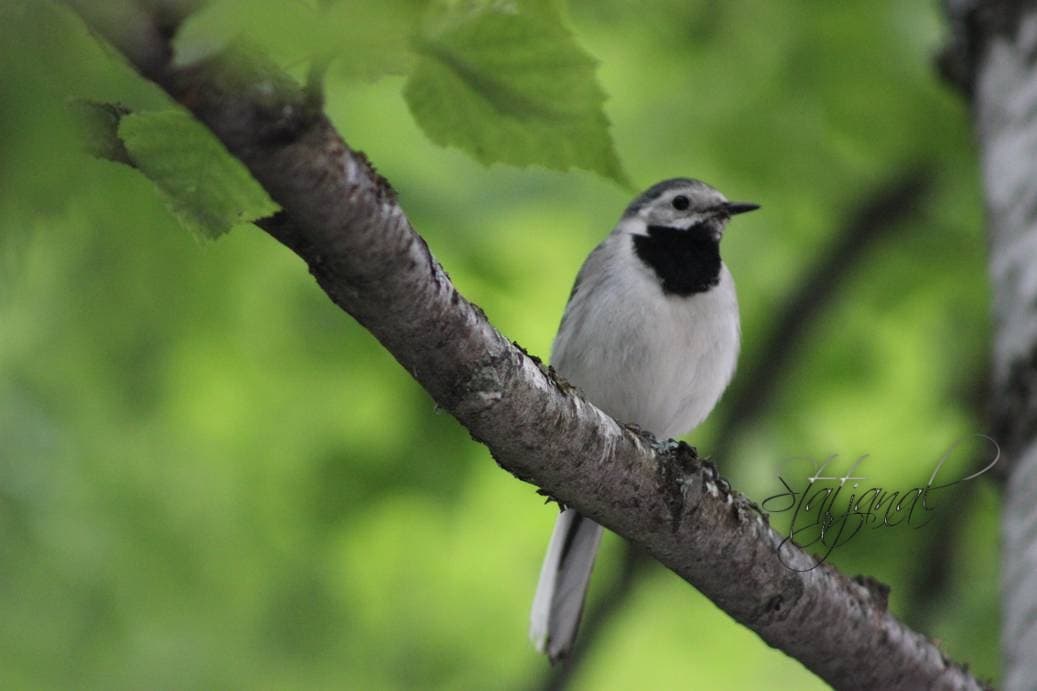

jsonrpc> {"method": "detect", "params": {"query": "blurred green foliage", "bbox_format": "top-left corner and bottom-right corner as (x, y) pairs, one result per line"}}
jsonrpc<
(0, 1), (996, 689)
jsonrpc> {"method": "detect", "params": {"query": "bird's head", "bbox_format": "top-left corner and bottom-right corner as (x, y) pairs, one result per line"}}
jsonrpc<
(623, 178), (759, 238)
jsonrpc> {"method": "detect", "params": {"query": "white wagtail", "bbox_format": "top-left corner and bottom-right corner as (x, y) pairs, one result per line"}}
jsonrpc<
(529, 178), (758, 662)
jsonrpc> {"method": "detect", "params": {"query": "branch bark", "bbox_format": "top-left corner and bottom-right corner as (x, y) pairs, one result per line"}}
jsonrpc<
(66, 2), (987, 689)
(943, 2), (1037, 689)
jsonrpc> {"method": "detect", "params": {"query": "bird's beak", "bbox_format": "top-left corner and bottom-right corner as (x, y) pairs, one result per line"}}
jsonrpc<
(723, 202), (760, 215)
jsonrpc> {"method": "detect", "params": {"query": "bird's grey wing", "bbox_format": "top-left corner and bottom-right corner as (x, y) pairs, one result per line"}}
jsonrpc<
(555, 239), (614, 336)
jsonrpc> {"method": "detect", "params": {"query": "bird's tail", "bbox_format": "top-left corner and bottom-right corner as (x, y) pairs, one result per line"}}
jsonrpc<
(529, 509), (604, 663)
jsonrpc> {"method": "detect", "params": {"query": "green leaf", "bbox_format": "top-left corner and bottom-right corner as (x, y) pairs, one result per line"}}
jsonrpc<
(173, 0), (420, 79)
(118, 111), (280, 239)
(404, 2), (629, 186)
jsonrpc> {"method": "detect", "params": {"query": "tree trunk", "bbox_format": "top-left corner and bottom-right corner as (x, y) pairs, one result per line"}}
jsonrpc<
(944, 2), (1037, 689)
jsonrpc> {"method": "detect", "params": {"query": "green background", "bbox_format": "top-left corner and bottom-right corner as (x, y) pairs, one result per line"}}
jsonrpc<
(0, 1), (998, 689)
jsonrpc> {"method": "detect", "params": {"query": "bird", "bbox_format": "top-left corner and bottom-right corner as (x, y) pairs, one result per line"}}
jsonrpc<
(529, 178), (758, 663)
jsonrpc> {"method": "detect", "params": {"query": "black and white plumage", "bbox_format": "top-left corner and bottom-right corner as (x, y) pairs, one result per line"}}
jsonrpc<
(530, 178), (758, 662)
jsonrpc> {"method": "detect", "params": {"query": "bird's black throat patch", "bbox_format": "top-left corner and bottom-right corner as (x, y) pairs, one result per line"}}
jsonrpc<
(632, 224), (721, 296)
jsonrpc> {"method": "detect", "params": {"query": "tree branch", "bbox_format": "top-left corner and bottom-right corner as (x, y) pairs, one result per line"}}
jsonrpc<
(66, 2), (987, 689)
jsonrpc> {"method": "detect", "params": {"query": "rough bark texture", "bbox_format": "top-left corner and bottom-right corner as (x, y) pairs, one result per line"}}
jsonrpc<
(65, 2), (987, 689)
(944, 2), (1037, 689)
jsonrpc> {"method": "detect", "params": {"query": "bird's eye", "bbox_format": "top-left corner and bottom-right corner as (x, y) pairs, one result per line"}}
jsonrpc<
(671, 195), (690, 211)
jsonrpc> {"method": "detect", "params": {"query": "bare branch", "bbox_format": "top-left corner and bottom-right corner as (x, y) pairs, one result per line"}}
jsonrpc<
(66, 3), (987, 689)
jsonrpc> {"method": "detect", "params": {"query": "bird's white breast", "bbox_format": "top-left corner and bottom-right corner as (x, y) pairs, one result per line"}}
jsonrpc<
(551, 233), (740, 439)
